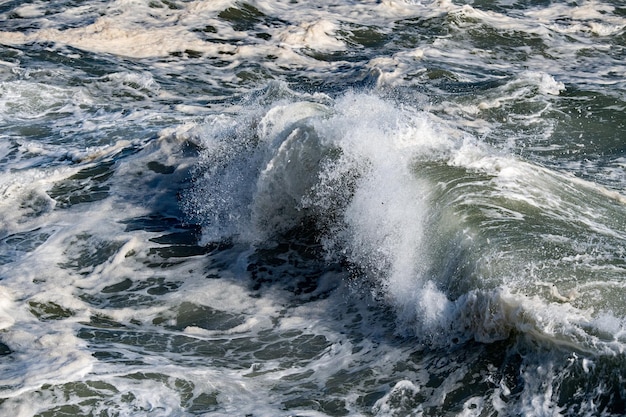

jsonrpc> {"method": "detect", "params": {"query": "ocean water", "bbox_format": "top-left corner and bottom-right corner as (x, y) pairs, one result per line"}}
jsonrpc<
(0, 0), (625, 415)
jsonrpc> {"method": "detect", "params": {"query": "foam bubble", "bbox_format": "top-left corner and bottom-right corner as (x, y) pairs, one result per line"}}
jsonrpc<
(277, 20), (346, 52)
(12, 4), (45, 19)
(536, 73), (564, 96)
(372, 380), (421, 415)
(0, 287), (16, 330)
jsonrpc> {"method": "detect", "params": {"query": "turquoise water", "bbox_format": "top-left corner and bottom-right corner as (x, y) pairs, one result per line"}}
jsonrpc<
(0, 1), (625, 415)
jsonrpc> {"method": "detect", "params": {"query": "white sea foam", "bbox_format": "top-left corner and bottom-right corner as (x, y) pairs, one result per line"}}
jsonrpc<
(12, 4), (45, 19)
(0, 81), (91, 121)
(277, 20), (346, 52)
(1, 0), (625, 414)
(372, 380), (421, 415)
(0, 287), (16, 330)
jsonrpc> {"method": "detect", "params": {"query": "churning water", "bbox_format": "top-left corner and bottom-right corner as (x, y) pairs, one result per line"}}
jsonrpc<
(0, 0), (625, 415)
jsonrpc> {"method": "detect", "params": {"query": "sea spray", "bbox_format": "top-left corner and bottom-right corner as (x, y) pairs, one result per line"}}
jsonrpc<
(186, 88), (626, 355)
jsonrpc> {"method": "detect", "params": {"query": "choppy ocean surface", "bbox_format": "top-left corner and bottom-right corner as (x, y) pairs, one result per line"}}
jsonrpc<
(0, 0), (625, 415)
